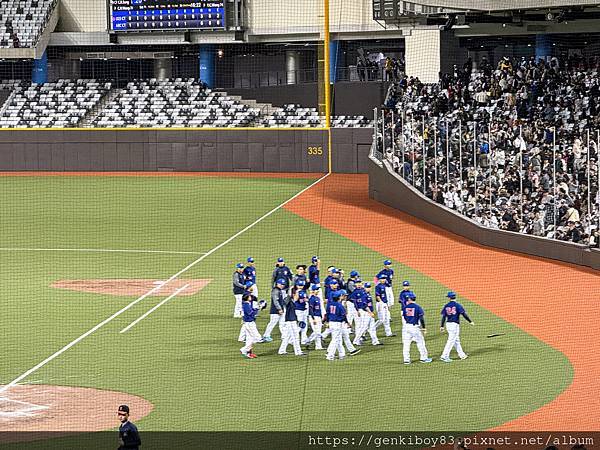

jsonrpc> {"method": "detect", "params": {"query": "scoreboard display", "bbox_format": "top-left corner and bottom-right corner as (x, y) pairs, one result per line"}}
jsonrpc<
(109, 1), (226, 32)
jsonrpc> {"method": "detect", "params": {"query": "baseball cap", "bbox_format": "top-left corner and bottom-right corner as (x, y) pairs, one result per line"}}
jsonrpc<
(409, 292), (417, 299)
(350, 270), (359, 277)
(118, 405), (129, 414)
(236, 263), (244, 269)
(312, 256), (319, 263)
(378, 274), (388, 280)
(310, 284), (320, 290)
(364, 282), (372, 288)
(337, 289), (348, 297)
(384, 259), (392, 266)
(331, 268), (339, 274)
(296, 279), (306, 286)
(277, 257), (284, 263)
(355, 278), (363, 283)
(403, 280), (410, 287)
(276, 278), (286, 285)
(447, 291), (456, 299)
(298, 291), (307, 299)
(329, 279), (339, 285)
(247, 257), (255, 263)
(331, 290), (342, 299)
(245, 281), (254, 288)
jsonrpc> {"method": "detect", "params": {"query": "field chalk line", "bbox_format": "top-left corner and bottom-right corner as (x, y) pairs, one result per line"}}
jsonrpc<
(0, 248), (203, 255)
(0, 173), (329, 395)
(120, 284), (189, 333)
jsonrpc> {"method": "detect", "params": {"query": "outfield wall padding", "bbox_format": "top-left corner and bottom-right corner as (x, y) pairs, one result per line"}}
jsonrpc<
(0, 128), (374, 173)
(368, 158), (600, 271)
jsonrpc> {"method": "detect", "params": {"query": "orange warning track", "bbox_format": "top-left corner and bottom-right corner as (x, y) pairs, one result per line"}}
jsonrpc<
(284, 174), (600, 431)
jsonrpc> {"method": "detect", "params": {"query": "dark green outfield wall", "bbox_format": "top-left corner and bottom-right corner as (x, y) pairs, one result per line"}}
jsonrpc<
(0, 128), (374, 173)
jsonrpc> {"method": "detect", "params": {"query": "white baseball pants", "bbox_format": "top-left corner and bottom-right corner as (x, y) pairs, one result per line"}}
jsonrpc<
(240, 322), (262, 354)
(402, 324), (428, 363)
(307, 316), (323, 349)
(250, 284), (258, 297)
(375, 302), (393, 336)
(441, 322), (466, 359)
(296, 309), (309, 344)
(354, 310), (380, 345)
(279, 321), (303, 355)
(326, 322), (345, 359)
(345, 302), (358, 328)
(263, 313), (284, 338)
(233, 294), (243, 318)
(385, 286), (395, 308)
(341, 324), (357, 353)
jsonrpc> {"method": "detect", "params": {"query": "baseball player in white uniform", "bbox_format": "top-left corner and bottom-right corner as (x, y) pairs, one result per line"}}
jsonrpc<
(401, 293), (432, 364)
(440, 291), (474, 362)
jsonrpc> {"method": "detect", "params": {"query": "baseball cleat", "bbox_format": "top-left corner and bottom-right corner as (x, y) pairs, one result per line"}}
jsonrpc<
(241, 352), (252, 359)
(420, 358), (433, 363)
(248, 353), (258, 359)
(277, 351), (288, 355)
(349, 349), (361, 356)
(262, 336), (273, 342)
(386, 333), (397, 337)
(326, 357), (335, 361)
(459, 354), (468, 360)
(297, 352), (308, 357)
(373, 342), (384, 346)
(440, 357), (453, 363)
(403, 361), (411, 365)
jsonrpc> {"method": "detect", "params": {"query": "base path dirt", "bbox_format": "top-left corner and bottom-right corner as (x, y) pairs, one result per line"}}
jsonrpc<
(0, 384), (153, 432)
(284, 174), (600, 431)
(51, 279), (210, 297)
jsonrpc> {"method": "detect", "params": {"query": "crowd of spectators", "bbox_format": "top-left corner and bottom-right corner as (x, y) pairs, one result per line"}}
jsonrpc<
(379, 54), (600, 247)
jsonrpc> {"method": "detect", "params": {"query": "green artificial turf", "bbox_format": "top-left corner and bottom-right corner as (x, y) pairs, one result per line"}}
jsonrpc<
(0, 175), (572, 436)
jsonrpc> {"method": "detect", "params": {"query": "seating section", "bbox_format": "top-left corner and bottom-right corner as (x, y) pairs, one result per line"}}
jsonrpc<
(261, 104), (372, 128)
(92, 79), (260, 128)
(0, 79), (111, 128)
(0, 0), (57, 48)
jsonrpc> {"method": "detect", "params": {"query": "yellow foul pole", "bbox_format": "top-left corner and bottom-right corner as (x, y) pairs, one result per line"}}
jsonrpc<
(323, 0), (332, 173)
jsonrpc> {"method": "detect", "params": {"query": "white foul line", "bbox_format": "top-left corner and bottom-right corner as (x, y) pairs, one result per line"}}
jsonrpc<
(0, 173), (329, 395)
(0, 247), (203, 255)
(120, 284), (189, 333)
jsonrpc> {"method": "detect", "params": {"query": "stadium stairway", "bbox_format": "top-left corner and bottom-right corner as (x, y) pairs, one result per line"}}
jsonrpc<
(222, 93), (275, 117)
(80, 88), (124, 128)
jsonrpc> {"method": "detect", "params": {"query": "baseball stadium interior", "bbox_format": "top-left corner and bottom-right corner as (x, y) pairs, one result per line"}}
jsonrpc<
(0, 0), (598, 449)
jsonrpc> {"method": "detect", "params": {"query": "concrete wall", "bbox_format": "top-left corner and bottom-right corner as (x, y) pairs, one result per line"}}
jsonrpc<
(0, 128), (373, 173)
(368, 158), (600, 270)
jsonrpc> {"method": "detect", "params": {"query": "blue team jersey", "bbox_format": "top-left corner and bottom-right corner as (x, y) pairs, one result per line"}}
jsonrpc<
(273, 266), (292, 287)
(376, 268), (394, 286)
(293, 274), (308, 288)
(308, 295), (322, 318)
(324, 275), (336, 297)
(294, 299), (307, 311)
(399, 289), (413, 307)
(326, 300), (346, 322)
(242, 302), (259, 323)
(441, 301), (466, 324)
(375, 284), (388, 303)
(243, 266), (256, 283)
(403, 302), (424, 326)
(308, 264), (320, 284)
(349, 288), (366, 310)
(364, 292), (374, 312)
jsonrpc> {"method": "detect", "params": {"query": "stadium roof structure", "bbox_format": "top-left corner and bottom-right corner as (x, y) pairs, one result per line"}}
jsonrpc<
(409, 0), (600, 12)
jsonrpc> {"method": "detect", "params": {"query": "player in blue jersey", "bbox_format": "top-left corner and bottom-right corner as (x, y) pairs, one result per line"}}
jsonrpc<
(232, 263), (246, 318)
(323, 267), (337, 299)
(323, 290), (359, 360)
(374, 275), (394, 337)
(306, 284), (325, 350)
(398, 280), (414, 308)
(346, 270), (360, 294)
(238, 281), (256, 342)
(271, 257), (293, 292)
(352, 281), (381, 346)
(401, 293), (432, 364)
(292, 265), (308, 292)
(239, 294), (264, 359)
(376, 260), (395, 308)
(338, 290), (360, 355)
(243, 257), (258, 297)
(440, 291), (474, 362)
(278, 284), (305, 356)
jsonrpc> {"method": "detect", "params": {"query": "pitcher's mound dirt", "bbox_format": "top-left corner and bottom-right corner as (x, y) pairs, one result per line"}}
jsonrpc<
(51, 279), (211, 297)
(0, 384), (153, 432)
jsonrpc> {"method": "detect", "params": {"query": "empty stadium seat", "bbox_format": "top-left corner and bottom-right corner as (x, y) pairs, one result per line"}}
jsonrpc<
(0, 0), (57, 49)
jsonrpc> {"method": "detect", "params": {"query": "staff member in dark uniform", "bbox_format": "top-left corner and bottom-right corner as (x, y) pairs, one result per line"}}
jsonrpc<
(117, 404), (141, 450)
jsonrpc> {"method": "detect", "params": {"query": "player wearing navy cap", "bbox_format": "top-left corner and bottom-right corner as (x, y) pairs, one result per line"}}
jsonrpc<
(271, 258), (293, 293)
(232, 263), (246, 318)
(243, 257), (258, 297)
(374, 275), (394, 337)
(402, 293), (432, 364)
(240, 294), (264, 359)
(346, 270), (360, 294)
(320, 278), (340, 341)
(238, 281), (256, 342)
(278, 286), (306, 356)
(324, 290), (349, 360)
(323, 267), (337, 299)
(338, 290), (360, 356)
(376, 260), (395, 308)
(440, 292), (474, 362)
(308, 257), (321, 291)
(343, 281), (359, 329)
(292, 265), (308, 292)
(352, 280), (381, 346)
(305, 284), (325, 350)
(294, 290), (309, 345)
(261, 278), (287, 342)
(117, 404), (141, 450)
